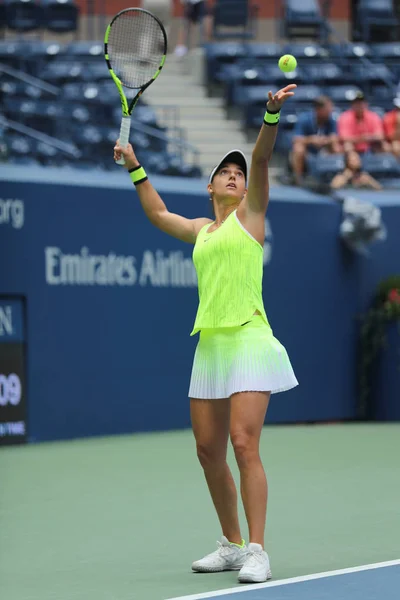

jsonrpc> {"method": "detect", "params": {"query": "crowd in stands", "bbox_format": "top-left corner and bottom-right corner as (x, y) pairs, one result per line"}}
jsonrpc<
(290, 91), (400, 190)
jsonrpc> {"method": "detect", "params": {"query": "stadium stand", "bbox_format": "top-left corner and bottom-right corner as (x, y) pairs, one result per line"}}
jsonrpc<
(203, 39), (400, 186)
(281, 0), (328, 43)
(355, 0), (399, 43)
(0, 0), (400, 184)
(212, 0), (259, 40)
(0, 38), (201, 177)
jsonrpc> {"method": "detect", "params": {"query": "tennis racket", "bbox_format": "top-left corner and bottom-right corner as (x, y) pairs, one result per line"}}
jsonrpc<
(104, 8), (168, 165)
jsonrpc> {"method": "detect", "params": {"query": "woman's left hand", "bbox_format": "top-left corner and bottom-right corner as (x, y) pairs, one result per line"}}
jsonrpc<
(266, 84), (297, 112)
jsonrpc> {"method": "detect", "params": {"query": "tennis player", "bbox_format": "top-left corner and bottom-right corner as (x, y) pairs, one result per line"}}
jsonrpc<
(114, 83), (298, 584)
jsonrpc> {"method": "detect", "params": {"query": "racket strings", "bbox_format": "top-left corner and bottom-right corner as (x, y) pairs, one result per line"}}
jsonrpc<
(107, 10), (166, 89)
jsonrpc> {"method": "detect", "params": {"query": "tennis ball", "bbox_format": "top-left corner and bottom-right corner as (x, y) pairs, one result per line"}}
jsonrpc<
(278, 55), (297, 73)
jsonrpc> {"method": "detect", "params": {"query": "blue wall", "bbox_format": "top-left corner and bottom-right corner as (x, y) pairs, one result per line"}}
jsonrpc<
(1, 168), (399, 442)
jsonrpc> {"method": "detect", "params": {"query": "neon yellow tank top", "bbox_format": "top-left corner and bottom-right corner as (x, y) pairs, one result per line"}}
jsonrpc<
(190, 209), (270, 336)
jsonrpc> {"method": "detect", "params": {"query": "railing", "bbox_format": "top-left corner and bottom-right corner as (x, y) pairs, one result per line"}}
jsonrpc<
(0, 64), (60, 96)
(0, 115), (81, 158)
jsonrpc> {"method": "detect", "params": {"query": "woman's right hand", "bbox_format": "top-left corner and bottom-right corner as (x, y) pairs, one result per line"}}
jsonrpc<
(113, 140), (140, 170)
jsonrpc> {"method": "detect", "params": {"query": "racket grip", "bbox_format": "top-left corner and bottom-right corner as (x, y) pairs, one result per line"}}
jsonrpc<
(116, 116), (131, 166)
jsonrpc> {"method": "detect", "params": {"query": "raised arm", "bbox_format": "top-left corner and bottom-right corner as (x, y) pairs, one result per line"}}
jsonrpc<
(245, 84), (296, 215)
(114, 142), (211, 244)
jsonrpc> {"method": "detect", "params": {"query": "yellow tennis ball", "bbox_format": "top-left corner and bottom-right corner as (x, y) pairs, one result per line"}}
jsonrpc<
(278, 55), (297, 73)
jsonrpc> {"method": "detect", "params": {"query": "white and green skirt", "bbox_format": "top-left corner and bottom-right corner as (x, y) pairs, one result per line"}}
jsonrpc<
(188, 315), (298, 399)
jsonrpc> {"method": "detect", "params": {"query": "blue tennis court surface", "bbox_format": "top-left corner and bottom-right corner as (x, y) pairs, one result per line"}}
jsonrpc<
(167, 561), (400, 600)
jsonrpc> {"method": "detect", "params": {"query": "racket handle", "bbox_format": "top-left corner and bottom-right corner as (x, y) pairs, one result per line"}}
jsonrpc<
(116, 116), (131, 166)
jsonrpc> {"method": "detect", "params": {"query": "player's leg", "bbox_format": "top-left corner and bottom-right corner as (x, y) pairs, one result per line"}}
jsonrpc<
(190, 398), (249, 572)
(230, 391), (272, 583)
(230, 392), (270, 547)
(190, 398), (242, 544)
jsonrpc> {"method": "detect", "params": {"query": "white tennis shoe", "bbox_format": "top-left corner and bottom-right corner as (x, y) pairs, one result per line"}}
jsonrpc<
(238, 543), (272, 583)
(192, 536), (249, 573)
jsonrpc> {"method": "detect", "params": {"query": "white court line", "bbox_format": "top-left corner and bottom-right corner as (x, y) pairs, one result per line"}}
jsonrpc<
(165, 559), (400, 600)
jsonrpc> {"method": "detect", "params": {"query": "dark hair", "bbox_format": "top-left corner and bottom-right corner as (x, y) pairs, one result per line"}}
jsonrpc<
(344, 150), (361, 172)
(313, 95), (331, 108)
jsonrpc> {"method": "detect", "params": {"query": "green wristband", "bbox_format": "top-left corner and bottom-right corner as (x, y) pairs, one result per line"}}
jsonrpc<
(129, 165), (148, 186)
(263, 109), (280, 126)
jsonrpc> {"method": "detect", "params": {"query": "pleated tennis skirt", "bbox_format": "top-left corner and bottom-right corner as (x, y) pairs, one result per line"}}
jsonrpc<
(188, 315), (298, 399)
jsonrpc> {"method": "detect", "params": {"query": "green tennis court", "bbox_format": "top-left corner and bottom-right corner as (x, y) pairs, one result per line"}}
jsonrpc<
(1, 423), (399, 600)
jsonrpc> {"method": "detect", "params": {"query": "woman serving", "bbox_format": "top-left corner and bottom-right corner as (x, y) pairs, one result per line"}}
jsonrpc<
(114, 84), (299, 584)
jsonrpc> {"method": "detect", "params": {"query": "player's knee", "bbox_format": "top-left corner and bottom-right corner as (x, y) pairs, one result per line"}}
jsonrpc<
(196, 441), (225, 469)
(230, 432), (259, 468)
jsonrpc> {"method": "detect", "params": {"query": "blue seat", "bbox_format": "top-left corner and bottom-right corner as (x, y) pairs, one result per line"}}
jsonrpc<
(368, 105), (386, 118)
(350, 63), (394, 85)
(204, 43), (247, 85)
(282, 0), (327, 42)
(356, 0), (398, 43)
(275, 130), (296, 153)
(64, 41), (103, 61)
(262, 64), (301, 85)
(0, 80), (19, 98)
(282, 42), (327, 61)
(24, 41), (66, 77)
(63, 82), (104, 104)
(279, 110), (299, 130)
(1, 80), (55, 100)
(328, 43), (372, 66)
(180, 164), (203, 178)
(8, 155), (41, 166)
(73, 125), (104, 145)
(42, 0), (78, 33)
(307, 154), (345, 182)
(8, 135), (35, 157)
(324, 85), (363, 106)
(225, 66), (302, 109)
(245, 43), (282, 60)
(236, 82), (317, 110)
(5, 0), (42, 32)
(65, 103), (91, 125)
(212, 60), (254, 84)
(305, 63), (345, 85)
(370, 43), (400, 61)
(370, 86), (395, 110)
(141, 151), (170, 175)
(35, 141), (65, 166)
(0, 41), (29, 71)
(288, 84), (322, 103)
(361, 153), (400, 178)
(212, 0), (258, 40)
(42, 61), (85, 84)
(87, 62), (109, 82)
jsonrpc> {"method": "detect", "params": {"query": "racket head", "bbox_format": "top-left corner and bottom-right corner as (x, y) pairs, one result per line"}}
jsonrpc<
(104, 8), (167, 114)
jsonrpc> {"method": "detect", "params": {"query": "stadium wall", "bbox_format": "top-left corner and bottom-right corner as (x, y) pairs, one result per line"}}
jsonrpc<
(0, 168), (399, 443)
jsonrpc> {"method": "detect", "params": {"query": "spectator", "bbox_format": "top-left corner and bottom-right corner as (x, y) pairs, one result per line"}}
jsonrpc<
(338, 91), (390, 154)
(174, 0), (211, 57)
(383, 97), (400, 160)
(291, 96), (340, 185)
(330, 150), (382, 190)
